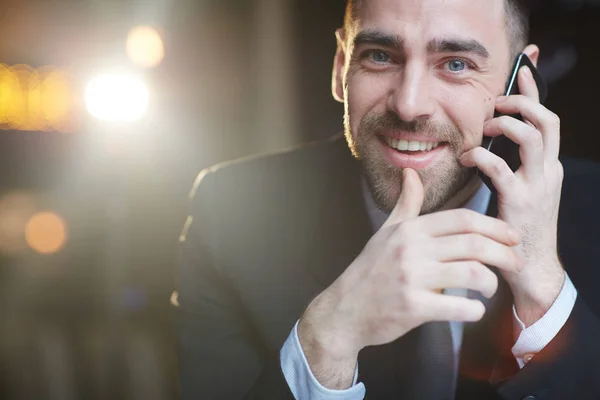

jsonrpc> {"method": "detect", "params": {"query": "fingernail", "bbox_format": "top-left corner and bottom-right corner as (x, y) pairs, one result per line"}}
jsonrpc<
(522, 65), (532, 78)
(496, 96), (507, 102)
(518, 256), (526, 271)
(509, 228), (521, 243)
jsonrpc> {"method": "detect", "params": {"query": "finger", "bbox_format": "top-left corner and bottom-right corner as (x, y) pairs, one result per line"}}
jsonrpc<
(421, 261), (499, 299)
(517, 65), (540, 102)
(434, 233), (524, 273)
(412, 291), (486, 322)
(415, 208), (521, 246)
(494, 95), (561, 162)
(384, 168), (424, 228)
(482, 116), (544, 178)
(460, 147), (521, 193)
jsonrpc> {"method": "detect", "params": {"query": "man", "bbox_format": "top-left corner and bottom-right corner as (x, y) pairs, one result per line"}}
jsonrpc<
(178, 0), (600, 398)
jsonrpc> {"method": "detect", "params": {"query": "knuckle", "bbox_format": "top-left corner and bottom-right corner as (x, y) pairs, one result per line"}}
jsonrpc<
(549, 111), (560, 127)
(391, 243), (408, 262)
(456, 209), (475, 231)
(525, 128), (543, 147)
(469, 235), (486, 257)
(530, 128), (542, 142)
(492, 159), (508, 176)
(467, 262), (483, 281)
(397, 267), (414, 285)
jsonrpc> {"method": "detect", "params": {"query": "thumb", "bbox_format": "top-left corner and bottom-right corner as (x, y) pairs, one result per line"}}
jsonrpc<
(384, 168), (424, 228)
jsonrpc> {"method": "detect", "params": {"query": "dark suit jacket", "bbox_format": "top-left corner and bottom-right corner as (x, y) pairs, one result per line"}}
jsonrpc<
(178, 135), (600, 399)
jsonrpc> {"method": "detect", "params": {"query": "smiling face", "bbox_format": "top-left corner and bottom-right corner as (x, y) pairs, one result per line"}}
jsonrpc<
(334, 0), (518, 214)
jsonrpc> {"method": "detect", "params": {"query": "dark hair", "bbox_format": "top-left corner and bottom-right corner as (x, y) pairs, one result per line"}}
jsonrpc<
(344, 0), (532, 59)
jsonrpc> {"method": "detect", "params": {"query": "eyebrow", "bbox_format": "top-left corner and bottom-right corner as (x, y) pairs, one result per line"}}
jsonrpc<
(353, 30), (404, 50)
(353, 30), (490, 59)
(427, 37), (490, 59)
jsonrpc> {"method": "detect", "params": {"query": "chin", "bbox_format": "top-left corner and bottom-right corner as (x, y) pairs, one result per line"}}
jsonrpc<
(364, 159), (473, 215)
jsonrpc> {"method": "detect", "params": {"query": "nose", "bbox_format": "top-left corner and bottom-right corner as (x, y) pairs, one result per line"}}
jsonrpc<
(387, 61), (435, 122)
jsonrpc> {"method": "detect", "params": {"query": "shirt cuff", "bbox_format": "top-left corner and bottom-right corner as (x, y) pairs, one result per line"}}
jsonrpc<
(279, 320), (365, 400)
(511, 272), (577, 368)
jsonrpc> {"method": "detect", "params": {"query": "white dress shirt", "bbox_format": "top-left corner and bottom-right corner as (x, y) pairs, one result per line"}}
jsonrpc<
(280, 181), (577, 399)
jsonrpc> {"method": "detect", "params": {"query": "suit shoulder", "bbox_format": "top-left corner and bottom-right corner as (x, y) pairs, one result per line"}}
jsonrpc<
(559, 156), (600, 221)
(187, 134), (347, 200)
(561, 156), (600, 178)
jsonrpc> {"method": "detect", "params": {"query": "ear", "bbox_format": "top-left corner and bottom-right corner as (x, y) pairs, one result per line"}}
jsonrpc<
(331, 28), (348, 103)
(522, 44), (540, 67)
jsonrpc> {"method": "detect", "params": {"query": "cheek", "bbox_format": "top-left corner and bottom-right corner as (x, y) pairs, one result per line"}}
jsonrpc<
(346, 72), (391, 134)
(442, 89), (492, 149)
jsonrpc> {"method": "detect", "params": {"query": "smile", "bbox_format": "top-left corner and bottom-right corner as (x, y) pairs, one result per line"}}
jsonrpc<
(383, 137), (442, 152)
(379, 135), (447, 170)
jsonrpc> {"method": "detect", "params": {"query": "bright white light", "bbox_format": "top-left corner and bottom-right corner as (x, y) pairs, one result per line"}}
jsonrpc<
(84, 74), (149, 122)
(127, 26), (165, 68)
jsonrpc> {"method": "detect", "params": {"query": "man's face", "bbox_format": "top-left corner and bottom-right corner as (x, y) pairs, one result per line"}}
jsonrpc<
(336, 0), (514, 213)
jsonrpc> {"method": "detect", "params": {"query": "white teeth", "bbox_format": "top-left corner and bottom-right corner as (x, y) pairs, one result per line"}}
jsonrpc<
(407, 141), (420, 151)
(385, 137), (441, 152)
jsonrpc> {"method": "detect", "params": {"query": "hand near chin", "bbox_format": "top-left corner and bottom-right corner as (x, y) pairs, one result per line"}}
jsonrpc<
(297, 168), (523, 390)
(460, 65), (565, 327)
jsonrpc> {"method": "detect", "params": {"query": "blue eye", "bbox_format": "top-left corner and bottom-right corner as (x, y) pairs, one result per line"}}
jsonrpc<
(447, 59), (467, 72)
(371, 51), (390, 63)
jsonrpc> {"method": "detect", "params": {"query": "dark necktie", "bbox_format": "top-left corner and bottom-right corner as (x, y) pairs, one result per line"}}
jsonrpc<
(358, 320), (455, 399)
(411, 320), (456, 400)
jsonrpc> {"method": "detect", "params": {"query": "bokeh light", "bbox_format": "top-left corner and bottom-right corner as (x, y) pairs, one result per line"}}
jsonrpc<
(84, 74), (149, 122)
(0, 64), (76, 132)
(41, 69), (75, 130)
(25, 211), (68, 255)
(126, 26), (165, 68)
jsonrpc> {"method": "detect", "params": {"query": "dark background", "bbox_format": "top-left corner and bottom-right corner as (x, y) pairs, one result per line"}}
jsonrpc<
(0, 0), (598, 398)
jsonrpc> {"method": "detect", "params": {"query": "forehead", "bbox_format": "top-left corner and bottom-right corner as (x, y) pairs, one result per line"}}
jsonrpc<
(355, 0), (509, 56)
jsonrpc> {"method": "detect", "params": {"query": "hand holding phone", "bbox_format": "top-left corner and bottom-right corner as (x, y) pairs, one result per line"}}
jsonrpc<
(477, 53), (548, 193)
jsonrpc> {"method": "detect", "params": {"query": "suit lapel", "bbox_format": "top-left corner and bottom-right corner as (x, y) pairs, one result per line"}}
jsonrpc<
(304, 137), (373, 289)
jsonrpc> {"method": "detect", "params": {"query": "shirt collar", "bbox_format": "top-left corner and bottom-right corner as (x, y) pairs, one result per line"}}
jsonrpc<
(361, 178), (492, 233)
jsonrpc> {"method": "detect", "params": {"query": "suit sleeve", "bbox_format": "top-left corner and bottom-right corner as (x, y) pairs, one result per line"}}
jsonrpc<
(494, 163), (600, 399)
(496, 295), (600, 399)
(177, 172), (296, 400)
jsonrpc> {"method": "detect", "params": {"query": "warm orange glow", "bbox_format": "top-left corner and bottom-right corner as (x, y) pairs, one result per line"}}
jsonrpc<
(41, 69), (74, 129)
(0, 64), (76, 132)
(25, 211), (68, 254)
(126, 26), (165, 68)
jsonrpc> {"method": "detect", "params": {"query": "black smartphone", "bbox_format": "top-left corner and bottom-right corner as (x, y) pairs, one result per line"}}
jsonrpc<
(477, 53), (548, 193)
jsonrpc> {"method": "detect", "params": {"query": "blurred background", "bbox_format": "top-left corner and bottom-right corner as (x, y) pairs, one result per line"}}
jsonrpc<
(0, 0), (598, 398)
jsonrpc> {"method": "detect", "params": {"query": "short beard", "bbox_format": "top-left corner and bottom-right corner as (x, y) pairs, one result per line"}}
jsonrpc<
(345, 110), (475, 214)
